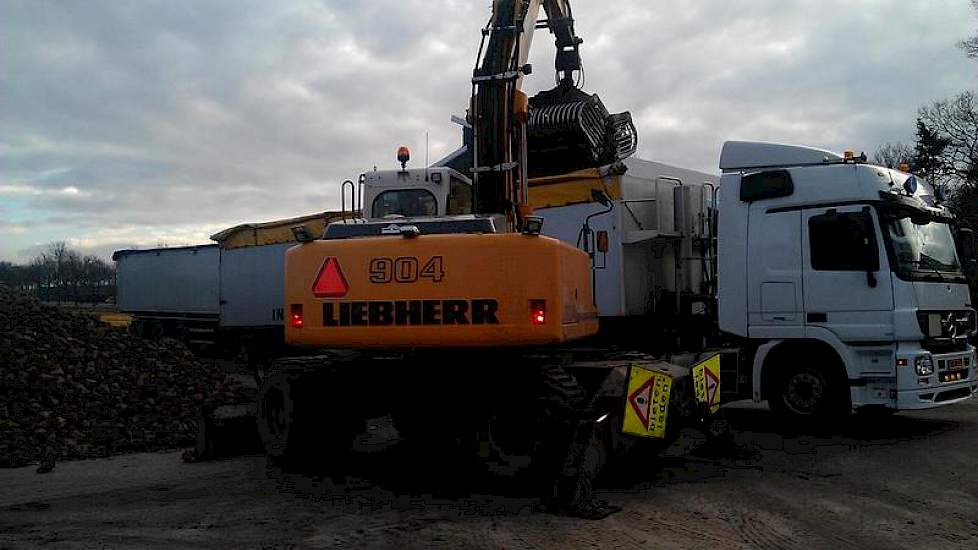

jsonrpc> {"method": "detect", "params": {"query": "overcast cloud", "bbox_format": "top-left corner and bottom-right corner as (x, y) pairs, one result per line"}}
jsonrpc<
(2, 0), (976, 262)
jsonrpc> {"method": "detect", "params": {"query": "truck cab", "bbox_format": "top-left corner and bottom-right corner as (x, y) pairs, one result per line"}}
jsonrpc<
(718, 141), (977, 417)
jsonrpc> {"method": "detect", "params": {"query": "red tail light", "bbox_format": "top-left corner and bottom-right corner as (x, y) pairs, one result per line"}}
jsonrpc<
(530, 300), (546, 326)
(290, 304), (304, 328)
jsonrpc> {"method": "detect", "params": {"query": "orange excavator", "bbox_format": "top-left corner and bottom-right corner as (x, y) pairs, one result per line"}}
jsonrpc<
(256, 1), (708, 516)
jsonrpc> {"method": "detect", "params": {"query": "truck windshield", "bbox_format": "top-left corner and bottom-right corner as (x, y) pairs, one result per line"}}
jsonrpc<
(372, 189), (437, 218)
(883, 215), (964, 281)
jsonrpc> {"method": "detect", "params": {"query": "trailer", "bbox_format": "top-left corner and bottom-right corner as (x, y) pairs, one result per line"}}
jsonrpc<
(113, 211), (343, 360)
(113, 245), (220, 342)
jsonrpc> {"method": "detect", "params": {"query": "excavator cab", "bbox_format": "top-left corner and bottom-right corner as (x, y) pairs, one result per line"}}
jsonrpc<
(340, 167), (474, 220)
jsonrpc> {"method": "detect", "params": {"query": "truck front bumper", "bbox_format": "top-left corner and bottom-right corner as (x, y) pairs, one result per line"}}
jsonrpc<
(896, 347), (977, 410)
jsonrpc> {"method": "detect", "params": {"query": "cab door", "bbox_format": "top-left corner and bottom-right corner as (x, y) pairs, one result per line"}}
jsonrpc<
(801, 205), (894, 342)
(747, 207), (804, 337)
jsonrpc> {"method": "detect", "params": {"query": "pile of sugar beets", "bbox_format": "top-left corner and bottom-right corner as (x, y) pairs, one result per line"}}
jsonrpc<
(0, 286), (252, 469)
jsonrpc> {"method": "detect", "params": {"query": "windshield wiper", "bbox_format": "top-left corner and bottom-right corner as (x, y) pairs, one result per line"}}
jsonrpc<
(906, 258), (946, 282)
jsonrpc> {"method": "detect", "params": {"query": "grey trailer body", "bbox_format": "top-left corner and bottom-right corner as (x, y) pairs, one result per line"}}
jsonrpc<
(114, 211), (340, 357)
(113, 243), (290, 353)
(114, 244), (290, 329)
(219, 243), (292, 328)
(114, 245), (220, 316)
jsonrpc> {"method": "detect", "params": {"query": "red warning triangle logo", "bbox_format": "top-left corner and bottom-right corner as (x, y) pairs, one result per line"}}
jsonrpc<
(705, 368), (720, 407)
(312, 257), (349, 298)
(628, 377), (656, 428)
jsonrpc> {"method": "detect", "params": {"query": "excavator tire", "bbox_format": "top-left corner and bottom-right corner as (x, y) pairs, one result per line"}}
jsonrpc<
(535, 365), (603, 505)
(257, 356), (363, 473)
(386, 362), (590, 487)
(474, 363), (589, 486)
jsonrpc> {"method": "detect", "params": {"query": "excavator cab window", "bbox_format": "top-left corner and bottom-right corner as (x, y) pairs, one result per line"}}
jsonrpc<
(446, 176), (473, 215)
(372, 189), (438, 218)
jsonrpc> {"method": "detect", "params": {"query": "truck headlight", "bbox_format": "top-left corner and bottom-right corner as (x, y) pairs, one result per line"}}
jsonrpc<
(915, 355), (934, 376)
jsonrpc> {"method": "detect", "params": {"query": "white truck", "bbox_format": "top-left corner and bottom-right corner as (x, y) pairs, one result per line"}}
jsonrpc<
(351, 141), (977, 421)
(716, 141), (976, 418)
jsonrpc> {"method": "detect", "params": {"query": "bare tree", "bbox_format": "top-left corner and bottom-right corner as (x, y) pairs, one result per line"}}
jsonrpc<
(873, 142), (914, 169)
(2, 242), (116, 302)
(961, 0), (978, 58)
(916, 93), (978, 229)
(918, 92), (978, 186)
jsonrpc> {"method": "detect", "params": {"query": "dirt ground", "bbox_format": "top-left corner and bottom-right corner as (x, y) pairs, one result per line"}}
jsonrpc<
(2, 398), (977, 550)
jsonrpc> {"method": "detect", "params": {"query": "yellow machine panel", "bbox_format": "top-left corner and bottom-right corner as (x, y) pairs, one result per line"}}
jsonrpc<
(527, 167), (622, 210)
(283, 233), (599, 349)
(210, 211), (345, 250)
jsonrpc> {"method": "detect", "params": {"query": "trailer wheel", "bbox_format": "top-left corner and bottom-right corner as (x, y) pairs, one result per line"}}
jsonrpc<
(146, 319), (164, 340)
(769, 361), (848, 425)
(128, 318), (145, 338)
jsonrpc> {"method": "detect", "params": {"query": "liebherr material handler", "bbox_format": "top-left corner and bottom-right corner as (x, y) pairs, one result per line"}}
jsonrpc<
(257, 0), (713, 515)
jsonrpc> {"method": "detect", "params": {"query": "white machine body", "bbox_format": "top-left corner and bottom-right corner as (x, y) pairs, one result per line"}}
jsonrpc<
(537, 158), (719, 318)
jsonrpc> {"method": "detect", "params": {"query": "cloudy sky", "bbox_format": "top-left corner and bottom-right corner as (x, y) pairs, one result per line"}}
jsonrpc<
(2, 0), (976, 262)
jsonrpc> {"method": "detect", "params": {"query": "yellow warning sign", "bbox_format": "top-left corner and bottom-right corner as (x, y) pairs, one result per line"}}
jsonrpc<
(692, 354), (722, 413)
(622, 365), (672, 439)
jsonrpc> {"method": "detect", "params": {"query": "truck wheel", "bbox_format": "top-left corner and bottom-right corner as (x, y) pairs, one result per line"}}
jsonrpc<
(769, 362), (848, 424)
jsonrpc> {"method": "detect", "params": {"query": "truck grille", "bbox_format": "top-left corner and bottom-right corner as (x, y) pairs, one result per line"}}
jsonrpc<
(934, 386), (973, 403)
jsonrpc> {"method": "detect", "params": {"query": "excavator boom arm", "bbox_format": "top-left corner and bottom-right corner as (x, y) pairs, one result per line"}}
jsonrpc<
(471, 0), (583, 222)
